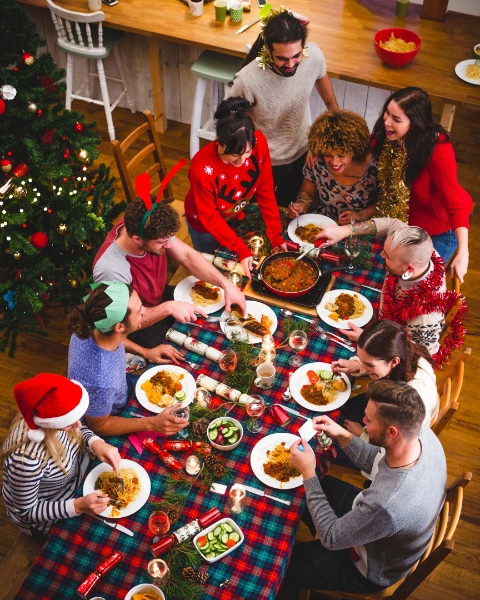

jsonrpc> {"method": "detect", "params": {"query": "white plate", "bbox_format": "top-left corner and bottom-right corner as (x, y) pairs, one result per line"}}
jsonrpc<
(317, 289), (373, 329)
(173, 275), (225, 314)
(83, 459), (151, 519)
(290, 361), (351, 412)
(219, 300), (277, 344)
(288, 213), (337, 247)
(125, 584), (165, 600)
(454, 59), (480, 86)
(250, 433), (303, 490)
(135, 365), (196, 414)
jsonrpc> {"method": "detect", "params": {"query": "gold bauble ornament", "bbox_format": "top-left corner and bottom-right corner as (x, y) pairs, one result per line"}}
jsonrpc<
(13, 251), (22, 260)
(14, 185), (27, 198)
(77, 149), (89, 162)
(57, 223), (68, 235)
(69, 279), (78, 288)
(27, 102), (38, 113)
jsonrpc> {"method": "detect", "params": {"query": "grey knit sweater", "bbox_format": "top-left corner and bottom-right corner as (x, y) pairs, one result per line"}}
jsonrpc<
(304, 427), (446, 587)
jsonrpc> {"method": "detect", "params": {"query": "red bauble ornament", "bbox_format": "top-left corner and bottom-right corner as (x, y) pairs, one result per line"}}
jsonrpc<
(0, 98), (5, 116)
(1, 158), (13, 173)
(31, 231), (49, 250)
(74, 122), (84, 133)
(22, 53), (35, 66)
(37, 109), (43, 116)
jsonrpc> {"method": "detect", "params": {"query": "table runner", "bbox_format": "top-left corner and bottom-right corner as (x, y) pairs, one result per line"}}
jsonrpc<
(17, 242), (385, 600)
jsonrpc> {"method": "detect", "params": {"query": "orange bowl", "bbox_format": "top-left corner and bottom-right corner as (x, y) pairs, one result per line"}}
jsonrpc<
(374, 28), (421, 67)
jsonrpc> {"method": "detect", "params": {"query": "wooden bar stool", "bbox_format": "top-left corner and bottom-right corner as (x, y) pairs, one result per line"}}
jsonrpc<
(190, 50), (243, 158)
(47, 0), (135, 141)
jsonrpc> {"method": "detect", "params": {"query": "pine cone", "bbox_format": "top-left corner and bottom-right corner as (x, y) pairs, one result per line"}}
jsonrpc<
(195, 570), (209, 584)
(205, 454), (218, 469)
(182, 567), (196, 582)
(212, 463), (226, 478)
(163, 504), (180, 523)
(192, 417), (209, 437)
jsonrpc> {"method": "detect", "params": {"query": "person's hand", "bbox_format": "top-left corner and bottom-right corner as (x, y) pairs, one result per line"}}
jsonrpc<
(90, 440), (121, 472)
(223, 282), (247, 315)
(287, 202), (307, 219)
(149, 403), (189, 436)
(332, 358), (360, 374)
(144, 344), (184, 365)
(305, 151), (318, 170)
(338, 211), (355, 225)
(311, 415), (352, 446)
(289, 438), (317, 479)
(338, 322), (363, 342)
(241, 256), (253, 280)
(450, 250), (468, 284)
(314, 224), (350, 249)
(272, 242), (288, 254)
(168, 301), (208, 323)
(343, 420), (364, 437)
(74, 492), (110, 516)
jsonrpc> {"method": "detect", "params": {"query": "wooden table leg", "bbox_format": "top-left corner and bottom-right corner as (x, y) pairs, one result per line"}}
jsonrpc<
(148, 37), (168, 133)
(440, 102), (456, 133)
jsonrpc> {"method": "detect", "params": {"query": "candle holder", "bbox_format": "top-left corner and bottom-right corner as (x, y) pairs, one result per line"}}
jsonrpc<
(184, 454), (203, 476)
(228, 484), (246, 514)
(248, 236), (265, 259)
(194, 387), (211, 408)
(258, 334), (276, 363)
(227, 269), (243, 288)
(147, 559), (170, 587)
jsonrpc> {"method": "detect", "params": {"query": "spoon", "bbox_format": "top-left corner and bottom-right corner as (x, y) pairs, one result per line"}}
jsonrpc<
(282, 372), (293, 400)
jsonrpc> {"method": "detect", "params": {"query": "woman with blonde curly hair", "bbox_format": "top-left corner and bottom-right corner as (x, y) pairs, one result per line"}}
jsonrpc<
(288, 110), (378, 224)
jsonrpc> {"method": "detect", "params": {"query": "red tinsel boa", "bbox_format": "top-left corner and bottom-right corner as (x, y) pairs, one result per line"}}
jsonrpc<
(380, 253), (467, 368)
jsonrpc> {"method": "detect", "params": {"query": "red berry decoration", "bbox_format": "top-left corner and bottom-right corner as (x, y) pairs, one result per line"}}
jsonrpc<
(0, 98), (5, 116)
(1, 158), (13, 173)
(31, 232), (49, 250)
(37, 109), (43, 116)
(42, 129), (56, 145)
(39, 74), (57, 93)
(22, 52), (35, 66)
(74, 122), (84, 133)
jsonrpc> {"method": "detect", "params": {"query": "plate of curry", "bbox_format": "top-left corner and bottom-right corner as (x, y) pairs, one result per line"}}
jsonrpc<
(254, 251), (322, 299)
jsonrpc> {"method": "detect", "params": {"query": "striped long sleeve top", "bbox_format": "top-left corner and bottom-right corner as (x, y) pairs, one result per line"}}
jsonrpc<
(2, 426), (101, 535)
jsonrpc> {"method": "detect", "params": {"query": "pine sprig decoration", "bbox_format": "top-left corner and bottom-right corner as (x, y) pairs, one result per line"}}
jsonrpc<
(224, 338), (258, 393)
(163, 541), (204, 600)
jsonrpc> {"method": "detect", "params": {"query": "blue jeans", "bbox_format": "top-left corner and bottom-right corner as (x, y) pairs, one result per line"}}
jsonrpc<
(187, 221), (219, 255)
(431, 229), (458, 263)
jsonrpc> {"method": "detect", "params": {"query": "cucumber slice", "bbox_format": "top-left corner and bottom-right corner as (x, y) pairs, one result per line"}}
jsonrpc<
(229, 434), (239, 444)
(207, 532), (215, 541)
(229, 532), (240, 542)
(206, 552), (216, 560)
(175, 390), (186, 401)
(318, 369), (333, 381)
(209, 429), (218, 441)
(213, 526), (221, 536)
(221, 533), (229, 544)
(224, 430), (235, 439)
(223, 523), (233, 533)
(197, 539), (208, 548)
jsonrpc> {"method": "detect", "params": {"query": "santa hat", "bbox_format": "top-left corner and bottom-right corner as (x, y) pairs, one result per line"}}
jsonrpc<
(14, 373), (89, 442)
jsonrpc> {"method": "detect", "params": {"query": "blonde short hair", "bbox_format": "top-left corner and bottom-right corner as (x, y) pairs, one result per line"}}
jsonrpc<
(389, 226), (433, 266)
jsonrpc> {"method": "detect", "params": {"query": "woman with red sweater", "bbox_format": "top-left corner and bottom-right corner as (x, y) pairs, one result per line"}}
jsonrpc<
(371, 87), (472, 282)
(185, 97), (287, 278)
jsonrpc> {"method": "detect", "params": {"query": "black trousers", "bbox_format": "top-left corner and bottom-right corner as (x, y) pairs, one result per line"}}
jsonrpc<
(127, 286), (175, 350)
(272, 152), (308, 208)
(282, 476), (385, 593)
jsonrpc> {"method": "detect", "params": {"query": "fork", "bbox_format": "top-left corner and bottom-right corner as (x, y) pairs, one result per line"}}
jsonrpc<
(182, 359), (199, 369)
(315, 328), (355, 352)
(111, 470), (125, 496)
(313, 323), (353, 346)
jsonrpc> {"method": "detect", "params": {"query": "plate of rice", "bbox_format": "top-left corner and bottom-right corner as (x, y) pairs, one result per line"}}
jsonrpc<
(290, 362), (351, 412)
(135, 365), (196, 413)
(288, 214), (336, 247)
(455, 60), (480, 86)
(317, 290), (373, 329)
(173, 276), (225, 314)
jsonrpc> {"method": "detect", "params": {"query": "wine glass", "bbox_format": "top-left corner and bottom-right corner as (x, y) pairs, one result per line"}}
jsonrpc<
(149, 510), (171, 543)
(218, 349), (238, 372)
(288, 330), (308, 367)
(345, 236), (361, 271)
(245, 394), (265, 434)
(172, 404), (190, 440)
(224, 318), (248, 342)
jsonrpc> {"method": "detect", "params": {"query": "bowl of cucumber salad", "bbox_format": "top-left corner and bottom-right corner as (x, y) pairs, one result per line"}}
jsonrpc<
(194, 517), (244, 563)
(207, 417), (243, 450)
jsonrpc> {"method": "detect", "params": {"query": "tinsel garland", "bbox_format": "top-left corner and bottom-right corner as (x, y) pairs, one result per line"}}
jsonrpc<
(380, 253), (467, 368)
(375, 140), (410, 223)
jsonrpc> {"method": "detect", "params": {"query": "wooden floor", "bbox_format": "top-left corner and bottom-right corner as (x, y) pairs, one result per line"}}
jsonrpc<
(0, 100), (479, 600)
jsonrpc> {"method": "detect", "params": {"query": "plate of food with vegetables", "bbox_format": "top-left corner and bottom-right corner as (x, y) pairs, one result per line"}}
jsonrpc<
(135, 365), (196, 414)
(194, 517), (244, 563)
(173, 275), (225, 314)
(290, 362), (351, 412)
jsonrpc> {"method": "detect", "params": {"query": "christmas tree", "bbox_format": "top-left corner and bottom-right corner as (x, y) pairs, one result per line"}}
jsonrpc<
(0, 0), (124, 356)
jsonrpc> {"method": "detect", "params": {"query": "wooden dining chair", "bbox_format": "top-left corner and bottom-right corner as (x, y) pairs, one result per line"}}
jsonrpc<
(111, 110), (173, 203)
(298, 472), (472, 600)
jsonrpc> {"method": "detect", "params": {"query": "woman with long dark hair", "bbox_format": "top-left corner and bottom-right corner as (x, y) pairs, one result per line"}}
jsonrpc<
(184, 96), (287, 278)
(371, 87), (472, 282)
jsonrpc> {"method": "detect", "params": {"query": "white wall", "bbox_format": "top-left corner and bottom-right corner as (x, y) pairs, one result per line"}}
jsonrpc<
(410, 0), (480, 16)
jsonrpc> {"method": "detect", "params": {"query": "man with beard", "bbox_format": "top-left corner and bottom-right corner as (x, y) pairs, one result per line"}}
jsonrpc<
(93, 200), (246, 363)
(286, 379), (446, 593)
(315, 217), (452, 357)
(229, 9), (338, 207)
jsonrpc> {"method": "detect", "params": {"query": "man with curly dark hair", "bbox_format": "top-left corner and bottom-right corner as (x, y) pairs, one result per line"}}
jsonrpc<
(94, 199), (246, 361)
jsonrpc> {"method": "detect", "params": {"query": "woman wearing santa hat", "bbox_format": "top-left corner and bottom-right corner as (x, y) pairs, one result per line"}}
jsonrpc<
(2, 374), (120, 537)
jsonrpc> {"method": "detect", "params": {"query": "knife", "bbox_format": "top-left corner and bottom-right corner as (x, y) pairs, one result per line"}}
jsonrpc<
(236, 18), (260, 35)
(92, 515), (134, 537)
(204, 316), (229, 323)
(276, 404), (310, 421)
(242, 484), (291, 505)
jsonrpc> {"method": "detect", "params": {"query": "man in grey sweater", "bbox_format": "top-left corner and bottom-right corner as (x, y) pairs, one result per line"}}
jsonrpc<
(286, 379), (446, 593)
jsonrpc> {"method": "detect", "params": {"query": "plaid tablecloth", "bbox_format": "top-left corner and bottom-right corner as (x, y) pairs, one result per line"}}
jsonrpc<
(17, 242), (385, 600)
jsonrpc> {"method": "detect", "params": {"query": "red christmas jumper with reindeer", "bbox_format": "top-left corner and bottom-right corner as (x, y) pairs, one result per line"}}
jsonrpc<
(184, 131), (285, 260)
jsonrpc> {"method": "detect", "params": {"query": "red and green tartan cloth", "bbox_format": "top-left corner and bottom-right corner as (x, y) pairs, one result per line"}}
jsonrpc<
(17, 243), (385, 600)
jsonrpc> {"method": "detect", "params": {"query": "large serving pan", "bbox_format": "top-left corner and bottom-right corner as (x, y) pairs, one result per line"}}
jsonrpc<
(251, 252), (349, 299)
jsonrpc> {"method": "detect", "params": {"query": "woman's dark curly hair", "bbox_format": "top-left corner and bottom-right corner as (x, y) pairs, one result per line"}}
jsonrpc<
(308, 110), (370, 160)
(215, 97), (256, 156)
(124, 198), (180, 241)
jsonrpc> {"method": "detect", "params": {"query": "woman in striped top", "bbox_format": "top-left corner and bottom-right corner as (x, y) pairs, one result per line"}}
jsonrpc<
(2, 374), (120, 536)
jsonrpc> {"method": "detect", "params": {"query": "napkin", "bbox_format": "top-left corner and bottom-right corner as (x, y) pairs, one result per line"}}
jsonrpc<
(128, 430), (163, 455)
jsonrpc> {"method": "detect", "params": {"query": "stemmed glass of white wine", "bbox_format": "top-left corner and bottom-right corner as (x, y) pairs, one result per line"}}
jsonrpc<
(288, 330), (308, 367)
(345, 236), (361, 271)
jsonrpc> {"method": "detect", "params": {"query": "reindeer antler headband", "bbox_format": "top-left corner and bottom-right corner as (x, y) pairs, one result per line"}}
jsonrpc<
(135, 158), (188, 239)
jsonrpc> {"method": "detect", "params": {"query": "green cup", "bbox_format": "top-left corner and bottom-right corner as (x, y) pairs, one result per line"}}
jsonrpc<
(229, 5), (243, 23)
(396, 0), (409, 18)
(214, 0), (227, 22)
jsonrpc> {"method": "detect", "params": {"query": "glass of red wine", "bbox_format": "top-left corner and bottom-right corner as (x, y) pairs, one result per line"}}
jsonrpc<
(245, 394), (265, 434)
(148, 510), (171, 543)
(218, 349), (238, 373)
